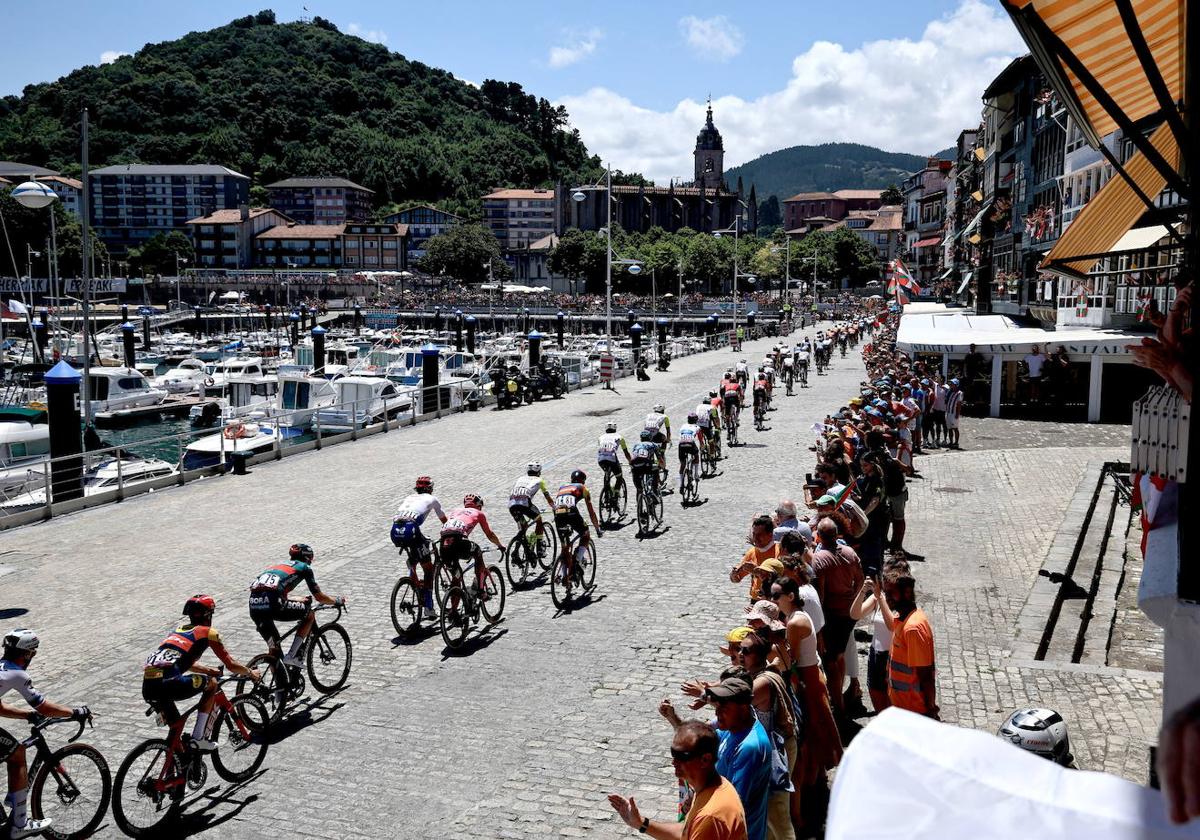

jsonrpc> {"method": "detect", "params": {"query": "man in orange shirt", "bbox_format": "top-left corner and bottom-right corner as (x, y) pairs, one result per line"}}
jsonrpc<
(729, 516), (782, 603)
(608, 721), (748, 840)
(883, 567), (938, 718)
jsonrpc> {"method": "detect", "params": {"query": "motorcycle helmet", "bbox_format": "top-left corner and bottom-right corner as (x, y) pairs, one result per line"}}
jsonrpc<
(997, 708), (1073, 766)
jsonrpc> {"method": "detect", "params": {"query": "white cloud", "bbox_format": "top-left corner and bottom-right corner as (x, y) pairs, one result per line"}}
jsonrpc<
(561, 1), (1023, 185)
(679, 15), (744, 62)
(346, 23), (387, 44)
(548, 29), (602, 69)
(99, 50), (130, 65)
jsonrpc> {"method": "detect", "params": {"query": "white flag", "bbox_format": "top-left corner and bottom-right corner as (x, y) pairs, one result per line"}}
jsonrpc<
(7, 299), (28, 315)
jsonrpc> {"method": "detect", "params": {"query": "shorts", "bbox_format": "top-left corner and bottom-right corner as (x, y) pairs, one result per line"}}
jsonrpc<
(553, 507), (588, 541)
(867, 648), (891, 693)
(945, 412), (960, 430)
(888, 489), (908, 521)
(142, 672), (207, 723)
(930, 409), (946, 429)
(249, 589), (310, 646)
(678, 442), (699, 461)
(439, 532), (478, 567)
(509, 503), (540, 527)
(390, 519), (428, 552)
(723, 393), (740, 410)
(0, 726), (17, 760)
(631, 462), (658, 491)
(649, 430), (666, 446)
(821, 613), (856, 658)
(599, 458), (622, 476)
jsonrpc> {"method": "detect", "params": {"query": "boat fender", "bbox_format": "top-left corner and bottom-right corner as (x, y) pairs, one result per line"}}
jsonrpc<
(204, 376), (215, 387)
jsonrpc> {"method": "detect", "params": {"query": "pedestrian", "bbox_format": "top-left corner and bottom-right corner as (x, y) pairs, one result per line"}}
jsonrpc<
(883, 566), (938, 719)
(851, 453), (889, 578)
(1023, 344), (1047, 405)
(929, 373), (948, 447)
(771, 501), (810, 545)
(963, 343), (987, 409)
(849, 569), (899, 714)
(918, 378), (937, 449)
(730, 516), (783, 603)
(944, 378), (963, 449)
(719, 627), (754, 673)
(810, 519), (864, 720)
(608, 721), (748, 839)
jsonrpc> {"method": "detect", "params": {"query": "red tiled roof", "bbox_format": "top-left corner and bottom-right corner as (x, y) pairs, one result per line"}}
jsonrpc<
(483, 188), (557, 200)
(41, 175), (82, 190)
(187, 207), (287, 225)
(256, 224), (345, 240)
(833, 189), (883, 200)
(783, 191), (838, 202)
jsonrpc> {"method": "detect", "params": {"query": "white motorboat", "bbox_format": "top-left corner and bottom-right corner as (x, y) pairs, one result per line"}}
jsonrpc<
(182, 421), (304, 471)
(87, 368), (168, 415)
(249, 368), (337, 430)
(0, 408), (50, 497)
(313, 376), (412, 431)
(0, 457), (179, 510)
(153, 358), (211, 395)
(189, 374), (279, 425)
(207, 356), (268, 387)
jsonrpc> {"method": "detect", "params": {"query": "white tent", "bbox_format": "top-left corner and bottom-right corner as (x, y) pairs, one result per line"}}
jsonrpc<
(219, 291), (244, 301)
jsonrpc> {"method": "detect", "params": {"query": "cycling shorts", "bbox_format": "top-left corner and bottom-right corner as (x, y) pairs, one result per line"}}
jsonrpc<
(248, 590), (310, 646)
(650, 431), (666, 446)
(598, 458), (622, 476)
(510, 503), (540, 527)
(439, 532), (480, 567)
(630, 462), (658, 490)
(553, 507), (588, 540)
(678, 441), (699, 460)
(141, 671), (207, 724)
(723, 392), (740, 409)
(390, 519), (428, 550)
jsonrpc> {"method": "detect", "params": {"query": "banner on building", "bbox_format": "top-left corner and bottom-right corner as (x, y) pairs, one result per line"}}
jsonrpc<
(0, 278), (127, 294)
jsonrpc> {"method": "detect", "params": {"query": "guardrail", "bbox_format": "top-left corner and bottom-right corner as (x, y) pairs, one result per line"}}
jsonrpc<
(0, 322), (789, 530)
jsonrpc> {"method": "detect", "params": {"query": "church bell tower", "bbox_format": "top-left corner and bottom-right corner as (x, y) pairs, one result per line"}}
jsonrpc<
(693, 98), (725, 190)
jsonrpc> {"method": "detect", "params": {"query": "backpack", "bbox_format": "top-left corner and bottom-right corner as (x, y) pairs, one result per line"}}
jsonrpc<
(838, 498), (870, 539)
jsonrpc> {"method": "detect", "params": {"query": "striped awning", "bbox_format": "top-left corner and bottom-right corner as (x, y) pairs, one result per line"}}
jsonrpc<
(1040, 121), (1180, 277)
(912, 237), (942, 249)
(1002, 0), (1184, 146)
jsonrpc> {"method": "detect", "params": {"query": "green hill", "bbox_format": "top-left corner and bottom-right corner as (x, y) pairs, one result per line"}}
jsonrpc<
(726, 142), (933, 202)
(0, 11), (599, 213)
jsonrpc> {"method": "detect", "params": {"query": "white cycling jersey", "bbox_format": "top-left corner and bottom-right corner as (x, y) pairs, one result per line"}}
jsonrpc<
(394, 493), (445, 525)
(678, 423), (702, 447)
(597, 432), (625, 463)
(643, 412), (667, 432)
(735, 362), (748, 373)
(695, 403), (714, 427)
(509, 475), (547, 507)
(0, 659), (44, 708)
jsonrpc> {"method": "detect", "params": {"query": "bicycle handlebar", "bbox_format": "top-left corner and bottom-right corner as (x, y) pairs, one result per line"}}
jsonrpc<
(29, 713), (92, 743)
(313, 601), (348, 618)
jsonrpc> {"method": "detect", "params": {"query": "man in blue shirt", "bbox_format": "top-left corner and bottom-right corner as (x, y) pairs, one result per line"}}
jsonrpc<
(704, 677), (773, 840)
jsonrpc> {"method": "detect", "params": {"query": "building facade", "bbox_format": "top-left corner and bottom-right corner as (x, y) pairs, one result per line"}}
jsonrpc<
(251, 222), (408, 269)
(482, 188), (559, 251)
(88, 164), (250, 256)
(901, 159), (953, 284)
(341, 223), (409, 271)
(382, 205), (462, 260)
(40, 175), (82, 219)
(783, 189), (883, 232)
(693, 102), (725, 190)
(266, 176), (374, 225)
(186, 207), (293, 269)
(819, 206), (904, 263)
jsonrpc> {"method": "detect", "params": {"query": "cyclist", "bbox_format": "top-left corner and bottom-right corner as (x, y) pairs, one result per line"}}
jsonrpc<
(248, 544), (345, 667)
(440, 495), (504, 597)
(597, 421), (632, 483)
(752, 373), (770, 422)
(552, 470), (602, 579)
(735, 359), (749, 388)
(798, 340), (811, 387)
(630, 430), (666, 499)
(695, 394), (720, 440)
(781, 352), (795, 393)
(721, 377), (743, 428)
(643, 403), (671, 447)
(509, 462), (555, 557)
(392, 476), (448, 614)
(143, 596), (259, 753)
(1, 630), (91, 840)
(676, 413), (705, 492)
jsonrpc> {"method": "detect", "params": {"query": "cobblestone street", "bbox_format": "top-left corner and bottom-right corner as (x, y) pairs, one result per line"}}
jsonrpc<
(0, 330), (1161, 839)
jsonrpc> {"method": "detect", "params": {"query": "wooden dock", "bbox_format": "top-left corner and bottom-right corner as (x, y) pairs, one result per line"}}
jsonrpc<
(93, 395), (217, 426)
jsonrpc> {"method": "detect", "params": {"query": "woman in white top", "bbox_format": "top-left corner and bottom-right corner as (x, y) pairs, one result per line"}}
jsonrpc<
(850, 575), (897, 714)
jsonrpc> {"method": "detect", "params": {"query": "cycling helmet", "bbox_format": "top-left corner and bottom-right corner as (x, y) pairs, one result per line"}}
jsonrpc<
(289, 543), (315, 563)
(687, 412), (698, 423)
(183, 594), (216, 620)
(709, 390), (718, 399)
(463, 493), (484, 509)
(605, 421), (618, 433)
(570, 469), (587, 484)
(415, 475), (434, 493)
(997, 708), (1073, 766)
(2, 628), (39, 654)
(527, 462), (542, 476)
(652, 403), (665, 414)
(757, 366), (765, 373)
(640, 429), (655, 441)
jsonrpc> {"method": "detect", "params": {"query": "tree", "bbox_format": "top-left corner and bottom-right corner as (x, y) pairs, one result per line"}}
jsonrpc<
(548, 228), (607, 292)
(788, 228), (880, 288)
(0, 186), (107, 278)
(880, 184), (904, 206)
(127, 230), (194, 277)
(418, 223), (506, 283)
(757, 195), (782, 233)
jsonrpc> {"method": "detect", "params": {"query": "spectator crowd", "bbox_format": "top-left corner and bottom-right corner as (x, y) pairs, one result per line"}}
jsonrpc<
(609, 309), (945, 840)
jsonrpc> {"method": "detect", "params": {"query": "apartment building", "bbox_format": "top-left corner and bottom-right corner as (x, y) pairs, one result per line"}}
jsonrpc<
(266, 176), (374, 225)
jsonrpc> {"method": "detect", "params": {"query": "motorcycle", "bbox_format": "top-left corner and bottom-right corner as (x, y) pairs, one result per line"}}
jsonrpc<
(495, 375), (524, 409)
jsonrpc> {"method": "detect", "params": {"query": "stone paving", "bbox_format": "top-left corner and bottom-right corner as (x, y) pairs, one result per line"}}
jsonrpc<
(0, 327), (1163, 838)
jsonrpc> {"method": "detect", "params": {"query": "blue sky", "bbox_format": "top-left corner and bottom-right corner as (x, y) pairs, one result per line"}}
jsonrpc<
(1, 1), (1025, 182)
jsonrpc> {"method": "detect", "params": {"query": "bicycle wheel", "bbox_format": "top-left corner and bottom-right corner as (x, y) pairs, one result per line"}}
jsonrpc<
(504, 531), (535, 588)
(389, 577), (423, 638)
(30, 742), (111, 840)
(432, 555), (460, 607)
(535, 521), (558, 571)
(480, 564), (506, 625)
(438, 586), (471, 649)
(237, 653), (287, 724)
(636, 487), (650, 534)
(306, 622), (352, 694)
(653, 490), (664, 529)
(549, 555), (572, 610)
(210, 695), (270, 783)
(614, 476), (628, 517)
(112, 739), (178, 838)
(578, 540), (597, 589)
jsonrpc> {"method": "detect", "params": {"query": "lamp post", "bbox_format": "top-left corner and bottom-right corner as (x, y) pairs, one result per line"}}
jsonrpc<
(713, 200), (751, 351)
(12, 179), (58, 309)
(174, 253), (188, 309)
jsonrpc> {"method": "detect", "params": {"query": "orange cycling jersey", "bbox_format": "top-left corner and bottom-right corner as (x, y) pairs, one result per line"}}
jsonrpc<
(723, 381), (742, 396)
(553, 482), (591, 512)
(144, 624), (220, 677)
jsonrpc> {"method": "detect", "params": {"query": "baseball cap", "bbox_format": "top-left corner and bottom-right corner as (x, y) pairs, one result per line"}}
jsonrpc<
(718, 626), (753, 655)
(704, 676), (753, 703)
(815, 493), (837, 507)
(950, 378), (960, 386)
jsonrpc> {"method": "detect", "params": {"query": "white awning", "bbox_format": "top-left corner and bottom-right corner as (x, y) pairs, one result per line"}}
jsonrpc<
(937, 267), (954, 281)
(897, 310), (1135, 356)
(962, 204), (991, 236)
(1111, 225), (1173, 253)
(955, 272), (973, 295)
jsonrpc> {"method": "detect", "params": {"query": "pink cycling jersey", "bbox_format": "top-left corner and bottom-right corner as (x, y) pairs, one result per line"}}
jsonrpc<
(441, 507), (487, 537)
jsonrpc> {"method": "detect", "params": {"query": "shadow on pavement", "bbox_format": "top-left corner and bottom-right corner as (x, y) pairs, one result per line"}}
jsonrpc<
(267, 692), (347, 742)
(441, 627), (509, 659)
(391, 622), (441, 646)
(552, 591), (608, 618)
(173, 771), (267, 837)
(637, 526), (672, 540)
(0, 608), (29, 620)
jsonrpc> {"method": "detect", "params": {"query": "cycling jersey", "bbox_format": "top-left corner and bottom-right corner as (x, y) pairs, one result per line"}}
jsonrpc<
(630, 441), (660, 464)
(753, 379), (768, 392)
(143, 624), (220, 678)
(723, 380), (742, 396)
(251, 561), (317, 596)
(695, 403), (714, 428)
(643, 412), (667, 432)
(735, 362), (748, 374)
(677, 423), (703, 449)
(782, 357), (794, 368)
(0, 658), (44, 708)
(395, 493), (445, 525)
(553, 482), (591, 512)
(597, 432), (626, 463)
(509, 475), (548, 509)
(441, 507), (487, 537)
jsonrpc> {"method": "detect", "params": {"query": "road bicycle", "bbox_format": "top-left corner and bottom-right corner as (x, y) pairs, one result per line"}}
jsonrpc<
(504, 509), (557, 588)
(113, 674), (268, 838)
(236, 603), (352, 724)
(699, 433), (715, 478)
(389, 536), (457, 638)
(598, 465), (628, 526)
(634, 468), (664, 535)
(0, 714), (110, 840)
(724, 406), (740, 447)
(784, 367), (795, 396)
(549, 526), (597, 610)
(754, 398), (767, 431)
(680, 447), (701, 504)
(438, 553), (506, 649)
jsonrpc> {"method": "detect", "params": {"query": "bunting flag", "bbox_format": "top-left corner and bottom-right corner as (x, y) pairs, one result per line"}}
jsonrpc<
(1134, 293), (1153, 322)
(832, 476), (858, 510)
(1074, 288), (1089, 317)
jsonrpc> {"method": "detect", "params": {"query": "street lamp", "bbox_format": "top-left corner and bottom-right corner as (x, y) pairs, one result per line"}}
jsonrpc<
(174, 253), (188, 309)
(12, 180), (58, 305)
(713, 200), (751, 350)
